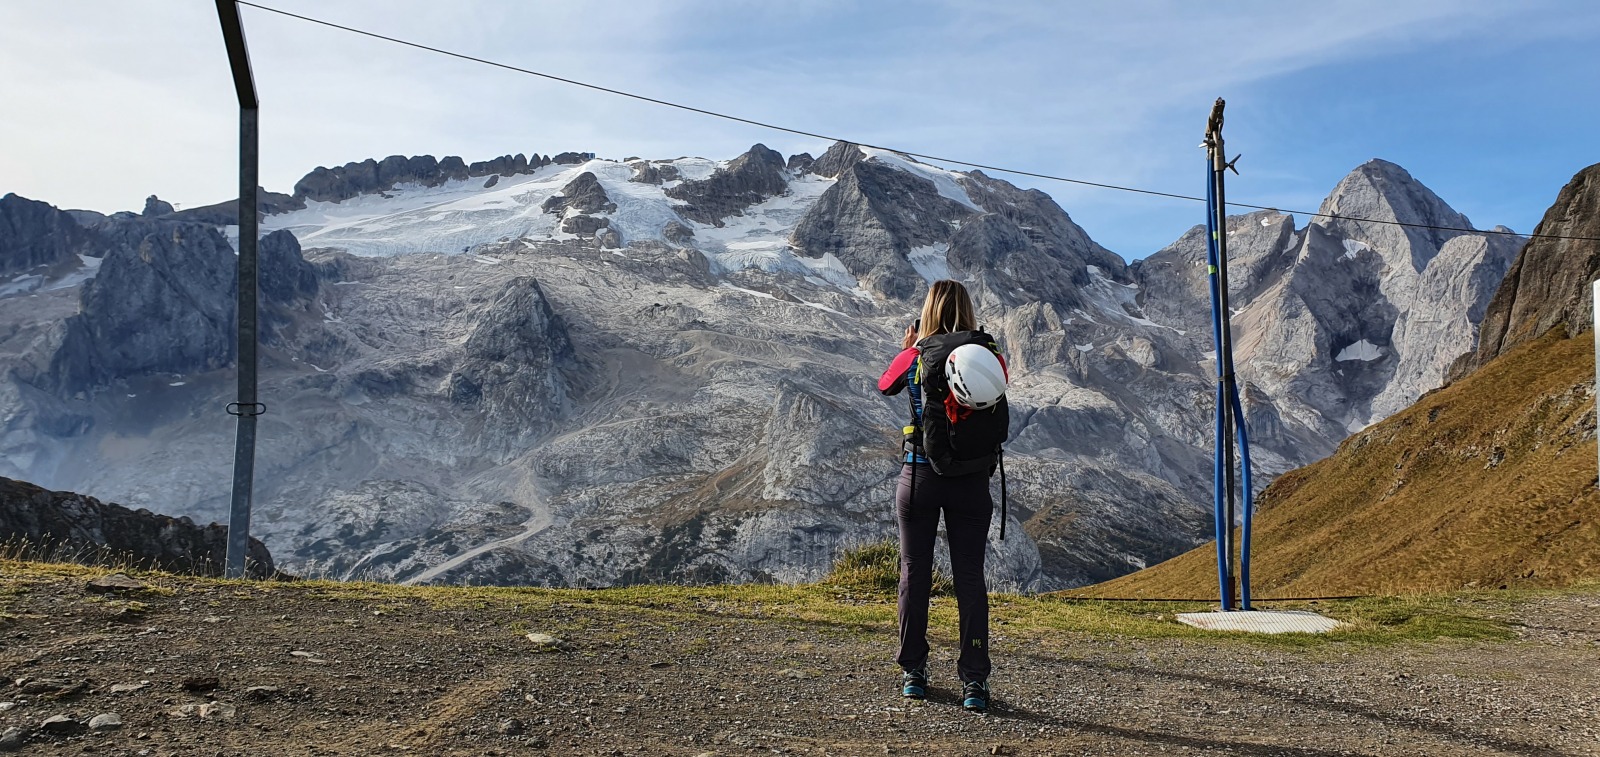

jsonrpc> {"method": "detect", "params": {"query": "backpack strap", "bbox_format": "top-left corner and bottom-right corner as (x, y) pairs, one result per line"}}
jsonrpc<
(997, 450), (1007, 541)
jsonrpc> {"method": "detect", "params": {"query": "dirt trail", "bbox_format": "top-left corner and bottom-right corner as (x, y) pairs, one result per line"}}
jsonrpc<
(0, 569), (1597, 756)
(403, 513), (552, 585)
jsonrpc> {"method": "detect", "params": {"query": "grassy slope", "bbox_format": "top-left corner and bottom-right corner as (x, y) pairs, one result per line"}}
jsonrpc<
(1077, 329), (1600, 599)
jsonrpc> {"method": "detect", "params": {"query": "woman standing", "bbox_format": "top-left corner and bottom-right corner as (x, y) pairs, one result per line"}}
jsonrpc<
(877, 279), (1009, 712)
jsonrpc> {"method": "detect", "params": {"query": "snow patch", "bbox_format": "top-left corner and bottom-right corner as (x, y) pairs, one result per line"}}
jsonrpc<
(694, 174), (843, 286)
(264, 158), (696, 257)
(1341, 239), (1369, 260)
(1335, 339), (1384, 362)
(0, 255), (105, 298)
(907, 244), (951, 284)
(858, 147), (982, 212)
(1084, 265), (1180, 333)
(717, 282), (777, 301)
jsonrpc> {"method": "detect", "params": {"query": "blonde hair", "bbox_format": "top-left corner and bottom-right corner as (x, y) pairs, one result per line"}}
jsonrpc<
(918, 280), (977, 341)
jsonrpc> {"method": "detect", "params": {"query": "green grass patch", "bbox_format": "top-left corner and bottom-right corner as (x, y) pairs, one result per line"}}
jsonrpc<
(0, 558), (1533, 648)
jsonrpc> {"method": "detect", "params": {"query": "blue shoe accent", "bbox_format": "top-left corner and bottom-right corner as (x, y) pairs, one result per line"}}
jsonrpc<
(962, 680), (990, 712)
(901, 668), (928, 700)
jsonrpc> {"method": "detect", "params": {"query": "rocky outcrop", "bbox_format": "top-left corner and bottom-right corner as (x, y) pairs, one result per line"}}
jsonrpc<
(542, 172), (617, 216)
(447, 277), (575, 431)
(664, 144), (789, 225)
(0, 193), (102, 276)
(259, 229), (321, 339)
(561, 215), (610, 236)
(662, 220), (695, 245)
(0, 476), (274, 577)
(786, 153), (815, 174)
(628, 161), (662, 185)
(552, 152), (594, 165)
(810, 141), (863, 178)
(467, 153), (538, 178)
(293, 153), (554, 204)
(50, 223), (237, 396)
(142, 195), (175, 217)
(1454, 163), (1600, 378)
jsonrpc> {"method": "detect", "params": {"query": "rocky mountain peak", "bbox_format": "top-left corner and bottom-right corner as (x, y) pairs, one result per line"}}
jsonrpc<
(811, 141), (865, 178)
(663, 144), (789, 226)
(1316, 159), (1474, 271)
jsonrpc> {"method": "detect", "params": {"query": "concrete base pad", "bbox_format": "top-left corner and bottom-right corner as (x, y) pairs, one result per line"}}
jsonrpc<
(1176, 609), (1343, 634)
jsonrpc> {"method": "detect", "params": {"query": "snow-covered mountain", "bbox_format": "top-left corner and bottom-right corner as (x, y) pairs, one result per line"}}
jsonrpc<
(0, 145), (1517, 590)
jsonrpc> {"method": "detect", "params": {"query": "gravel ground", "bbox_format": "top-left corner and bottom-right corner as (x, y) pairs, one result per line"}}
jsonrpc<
(1, 569), (1597, 756)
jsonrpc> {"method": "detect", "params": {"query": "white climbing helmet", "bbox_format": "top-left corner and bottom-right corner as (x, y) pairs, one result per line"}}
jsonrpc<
(946, 343), (1007, 409)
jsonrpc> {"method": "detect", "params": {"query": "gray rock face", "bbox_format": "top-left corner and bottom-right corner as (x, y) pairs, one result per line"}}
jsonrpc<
(955, 171), (1129, 312)
(1456, 162), (1600, 377)
(664, 144), (789, 225)
(50, 222), (236, 396)
(1384, 232), (1518, 410)
(261, 229), (318, 304)
(439, 155), (470, 182)
(791, 153), (976, 299)
(0, 475), (274, 576)
(0, 193), (100, 276)
(449, 276), (574, 434)
(786, 152), (815, 174)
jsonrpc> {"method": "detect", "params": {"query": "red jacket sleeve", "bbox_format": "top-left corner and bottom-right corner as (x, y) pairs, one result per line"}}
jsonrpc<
(878, 348), (919, 395)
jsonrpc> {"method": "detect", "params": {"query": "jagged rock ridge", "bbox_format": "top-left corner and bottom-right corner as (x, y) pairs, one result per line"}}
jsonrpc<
(1454, 162), (1600, 378)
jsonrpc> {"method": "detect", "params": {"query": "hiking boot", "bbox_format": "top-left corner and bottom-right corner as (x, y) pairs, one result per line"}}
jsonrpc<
(900, 668), (928, 700)
(961, 679), (991, 712)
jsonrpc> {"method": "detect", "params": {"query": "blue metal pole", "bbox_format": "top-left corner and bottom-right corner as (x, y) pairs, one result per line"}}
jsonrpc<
(1204, 158), (1233, 610)
(1229, 386), (1254, 609)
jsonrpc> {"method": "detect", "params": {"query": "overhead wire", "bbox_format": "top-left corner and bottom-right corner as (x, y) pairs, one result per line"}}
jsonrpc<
(235, 1), (1600, 244)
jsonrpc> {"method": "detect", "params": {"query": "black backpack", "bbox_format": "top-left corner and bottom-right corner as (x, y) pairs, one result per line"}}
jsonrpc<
(904, 330), (1011, 538)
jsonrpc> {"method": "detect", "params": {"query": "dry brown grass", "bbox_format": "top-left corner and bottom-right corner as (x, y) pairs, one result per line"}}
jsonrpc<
(1076, 329), (1600, 599)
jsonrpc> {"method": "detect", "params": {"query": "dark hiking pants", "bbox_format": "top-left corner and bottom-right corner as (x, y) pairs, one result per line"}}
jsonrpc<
(895, 462), (992, 683)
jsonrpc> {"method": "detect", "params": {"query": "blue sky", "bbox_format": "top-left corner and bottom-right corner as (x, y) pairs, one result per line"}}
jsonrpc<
(2, 1), (1596, 258)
